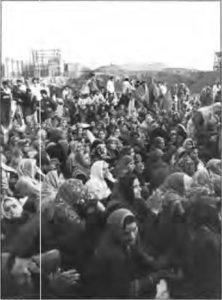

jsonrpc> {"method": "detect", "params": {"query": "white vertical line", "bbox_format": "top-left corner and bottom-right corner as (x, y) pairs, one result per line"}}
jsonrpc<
(39, 80), (42, 300)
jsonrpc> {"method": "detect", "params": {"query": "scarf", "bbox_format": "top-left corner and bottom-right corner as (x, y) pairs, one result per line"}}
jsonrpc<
(85, 160), (111, 200)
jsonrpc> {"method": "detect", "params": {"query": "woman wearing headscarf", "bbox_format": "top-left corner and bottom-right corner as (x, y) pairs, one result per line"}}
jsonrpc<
(206, 158), (221, 175)
(84, 208), (160, 298)
(170, 195), (221, 299)
(15, 159), (41, 213)
(182, 138), (195, 154)
(205, 160), (221, 197)
(1, 197), (30, 252)
(42, 179), (87, 271)
(41, 169), (65, 216)
(85, 160), (115, 203)
(144, 149), (170, 191)
(111, 173), (150, 225)
(191, 168), (214, 195)
(71, 151), (90, 184)
(156, 173), (192, 268)
(114, 155), (135, 179)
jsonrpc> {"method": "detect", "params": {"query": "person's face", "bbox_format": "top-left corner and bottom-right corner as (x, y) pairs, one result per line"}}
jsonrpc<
(33, 79), (37, 86)
(114, 128), (120, 137)
(77, 142), (84, 154)
(3, 199), (23, 219)
(17, 81), (22, 88)
(170, 131), (177, 143)
(98, 144), (107, 157)
(135, 162), (144, 174)
(190, 148), (199, 160)
(83, 152), (91, 166)
(185, 140), (193, 151)
(109, 141), (117, 150)
(122, 222), (138, 246)
(91, 121), (96, 127)
(9, 174), (18, 192)
(102, 163), (109, 178)
(127, 160), (135, 172)
(133, 178), (142, 198)
(98, 131), (106, 141)
(184, 160), (196, 176)
(158, 139), (165, 150)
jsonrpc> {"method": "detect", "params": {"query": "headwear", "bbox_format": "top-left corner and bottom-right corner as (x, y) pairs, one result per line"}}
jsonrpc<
(182, 138), (195, 151)
(162, 172), (188, 196)
(191, 168), (213, 192)
(17, 159), (37, 179)
(85, 160), (111, 200)
(55, 179), (85, 208)
(107, 208), (134, 230)
(53, 179), (85, 224)
(206, 159), (221, 176)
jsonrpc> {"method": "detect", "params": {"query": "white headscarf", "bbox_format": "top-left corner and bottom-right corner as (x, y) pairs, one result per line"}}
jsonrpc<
(85, 160), (111, 200)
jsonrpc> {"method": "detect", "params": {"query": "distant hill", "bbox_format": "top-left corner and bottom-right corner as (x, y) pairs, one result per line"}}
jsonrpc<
(92, 63), (220, 93)
(120, 62), (168, 71)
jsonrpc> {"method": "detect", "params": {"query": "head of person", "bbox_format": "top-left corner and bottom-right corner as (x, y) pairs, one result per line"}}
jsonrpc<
(191, 168), (214, 193)
(1, 197), (23, 219)
(183, 138), (195, 153)
(16, 79), (23, 88)
(154, 137), (165, 150)
(107, 137), (118, 151)
(189, 147), (199, 162)
(177, 154), (196, 177)
(40, 89), (48, 99)
(121, 123), (129, 133)
(170, 130), (177, 143)
(95, 143), (107, 159)
(107, 208), (138, 246)
(113, 127), (121, 138)
(32, 77), (38, 86)
(90, 160), (110, 181)
(17, 159), (38, 179)
(2, 80), (10, 88)
(162, 172), (192, 196)
(98, 129), (106, 141)
(54, 178), (86, 221)
(206, 159), (221, 176)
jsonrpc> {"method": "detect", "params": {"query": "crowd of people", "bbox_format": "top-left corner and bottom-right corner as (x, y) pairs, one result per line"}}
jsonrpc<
(0, 72), (221, 299)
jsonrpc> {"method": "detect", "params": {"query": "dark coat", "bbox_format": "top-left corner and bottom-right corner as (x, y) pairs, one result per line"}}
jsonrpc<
(83, 230), (157, 298)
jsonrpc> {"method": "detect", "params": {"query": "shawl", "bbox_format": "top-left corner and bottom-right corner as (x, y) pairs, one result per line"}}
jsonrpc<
(85, 160), (111, 201)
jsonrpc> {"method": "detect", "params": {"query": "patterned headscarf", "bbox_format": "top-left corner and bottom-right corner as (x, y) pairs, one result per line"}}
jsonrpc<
(53, 179), (86, 224)
(17, 159), (37, 179)
(191, 168), (214, 193)
(206, 159), (221, 176)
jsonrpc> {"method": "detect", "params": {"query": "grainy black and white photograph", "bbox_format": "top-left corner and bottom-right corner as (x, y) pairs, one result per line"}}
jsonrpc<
(0, 0), (221, 299)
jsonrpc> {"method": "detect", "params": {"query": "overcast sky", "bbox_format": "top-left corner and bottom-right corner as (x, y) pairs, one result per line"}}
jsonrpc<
(2, 1), (220, 70)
